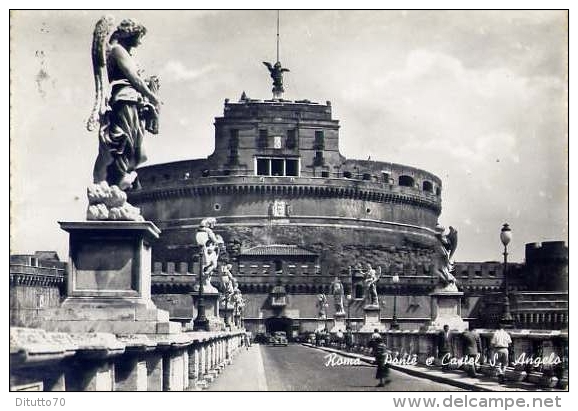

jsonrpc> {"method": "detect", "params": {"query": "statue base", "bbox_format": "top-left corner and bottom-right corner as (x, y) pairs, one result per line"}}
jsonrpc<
(189, 291), (223, 332)
(359, 305), (386, 332)
(316, 317), (327, 331)
(220, 306), (235, 330)
(421, 290), (468, 332)
(331, 313), (347, 333)
(40, 221), (180, 334)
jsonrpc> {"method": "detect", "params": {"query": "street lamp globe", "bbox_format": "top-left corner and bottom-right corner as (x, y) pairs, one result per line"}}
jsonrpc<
(392, 275), (400, 284)
(500, 223), (512, 247)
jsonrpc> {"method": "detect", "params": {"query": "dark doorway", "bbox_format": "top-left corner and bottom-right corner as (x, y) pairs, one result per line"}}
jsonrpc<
(265, 316), (293, 337)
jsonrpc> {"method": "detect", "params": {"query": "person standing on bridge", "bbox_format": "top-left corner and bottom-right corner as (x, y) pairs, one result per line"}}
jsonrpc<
(373, 334), (391, 387)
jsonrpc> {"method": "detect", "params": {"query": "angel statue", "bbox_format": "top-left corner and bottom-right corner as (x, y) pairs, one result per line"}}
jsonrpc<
(433, 225), (459, 291)
(316, 294), (328, 319)
(363, 264), (381, 306)
(87, 16), (161, 194)
(330, 276), (345, 315)
(263, 61), (290, 99)
(195, 218), (224, 292)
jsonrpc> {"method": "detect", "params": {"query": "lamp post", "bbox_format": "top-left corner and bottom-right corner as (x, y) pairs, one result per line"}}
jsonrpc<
(193, 254), (209, 331)
(391, 274), (400, 330)
(500, 223), (514, 328)
(346, 294), (352, 329)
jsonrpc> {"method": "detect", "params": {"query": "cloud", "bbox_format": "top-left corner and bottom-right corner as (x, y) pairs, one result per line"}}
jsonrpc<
(161, 60), (219, 83)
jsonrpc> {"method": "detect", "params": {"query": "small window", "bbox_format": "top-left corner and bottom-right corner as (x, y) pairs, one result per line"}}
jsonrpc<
(489, 270), (496, 277)
(286, 129), (297, 149)
(343, 171), (352, 178)
(475, 270), (482, 277)
(214, 203), (221, 211)
(314, 130), (325, 150)
(423, 181), (433, 192)
(382, 172), (390, 183)
(321, 171), (329, 178)
(201, 170), (210, 177)
(257, 159), (270, 176)
(271, 159), (284, 176)
(314, 152), (324, 166)
(258, 129), (268, 148)
(274, 260), (283, 272)
(286, 159), (299, 176)
(461, 270), (469, 278)
(436, 187), (442, 196)
(399, 175), (414, 187)
(362, 173), (371, 181)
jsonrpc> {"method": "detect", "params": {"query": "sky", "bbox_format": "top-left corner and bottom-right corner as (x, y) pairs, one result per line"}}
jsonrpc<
(10, 10), (568, 263)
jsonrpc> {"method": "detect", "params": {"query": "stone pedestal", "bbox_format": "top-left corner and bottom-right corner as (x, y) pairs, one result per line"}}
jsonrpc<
(191, 291), (223, 331)
(331, 312), (346, 333)
(359, 305), (386, 332)
(316, 317), (327, 331)
(422, 290), (468, 331)
(220, 306), (234, 330)
(41, 221), (180, 334)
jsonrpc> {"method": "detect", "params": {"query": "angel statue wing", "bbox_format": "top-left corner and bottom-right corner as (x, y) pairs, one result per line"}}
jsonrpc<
(262, 61), (273, 71)
(447, 226), (458, 260)
(86, 16), (115, 132)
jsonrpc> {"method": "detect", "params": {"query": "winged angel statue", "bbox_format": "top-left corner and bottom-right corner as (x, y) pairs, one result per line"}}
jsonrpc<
(263, 61), (289, 99)
(85, 16), (161, 221)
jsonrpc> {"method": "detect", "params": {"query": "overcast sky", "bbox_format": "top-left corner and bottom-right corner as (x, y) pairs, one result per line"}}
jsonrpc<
(10, 10), (568, 263)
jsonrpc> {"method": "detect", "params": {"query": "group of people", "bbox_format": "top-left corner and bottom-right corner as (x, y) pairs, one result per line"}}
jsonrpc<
(437, 323), (512, 382)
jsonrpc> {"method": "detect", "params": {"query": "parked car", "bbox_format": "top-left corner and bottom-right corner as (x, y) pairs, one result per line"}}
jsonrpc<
(270, 331), (288, 346)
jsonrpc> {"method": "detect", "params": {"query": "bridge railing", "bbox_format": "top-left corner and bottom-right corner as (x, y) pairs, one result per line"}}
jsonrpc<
(10, 327), (245, 391)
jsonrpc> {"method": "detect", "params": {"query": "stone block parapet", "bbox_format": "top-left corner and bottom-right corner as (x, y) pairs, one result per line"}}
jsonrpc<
(10, 327), (245, 391)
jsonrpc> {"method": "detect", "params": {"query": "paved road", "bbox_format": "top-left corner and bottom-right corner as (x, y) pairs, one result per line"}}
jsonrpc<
(259, 344), (463, 391)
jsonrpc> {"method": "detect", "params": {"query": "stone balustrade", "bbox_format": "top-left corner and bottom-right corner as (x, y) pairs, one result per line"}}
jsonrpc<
(10, 327), (245, 391)
(328, 328), (568, 389)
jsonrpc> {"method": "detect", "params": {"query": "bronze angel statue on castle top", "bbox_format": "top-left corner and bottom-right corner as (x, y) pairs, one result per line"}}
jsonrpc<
(85, 16), (161, 222)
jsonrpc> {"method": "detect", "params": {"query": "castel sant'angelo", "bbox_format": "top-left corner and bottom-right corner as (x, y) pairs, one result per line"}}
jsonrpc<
(127, 59), (567, 335)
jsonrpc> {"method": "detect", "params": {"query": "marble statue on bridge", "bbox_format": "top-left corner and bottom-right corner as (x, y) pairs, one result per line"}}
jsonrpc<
(330, 277), (345, 315)
(433, 225), (459, 292)
(86, 16), (161, 221)
(363, 264), (381, 307)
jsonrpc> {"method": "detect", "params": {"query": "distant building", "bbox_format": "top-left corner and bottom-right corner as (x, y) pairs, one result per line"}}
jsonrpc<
(9, 252), (66, 327)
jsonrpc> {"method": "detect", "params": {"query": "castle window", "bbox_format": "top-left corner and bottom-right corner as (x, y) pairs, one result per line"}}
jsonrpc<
(314, 151), (324, 166)
(475, 270), (482, 277)
(286, 129), (297, 149)
(274, 260), (283, 273)
(382, 172), (390, 183)
(398, 175), (414, 187)
(343, 171), (352, 178)
(271, 159), (284, 176)
(314, 130), (325, 150)
(321, 171), (329, 178)
(362, 173), (371, 181)
(436, 187), (442, 196)
(423, 181), (433, 192)
(258, 129), (268, 148)
(286, 159), (299, 176)
(202, 169), (210, 177)
(257, 159), (271, 176)
(256, 157), (300, 177)
(489, 270), (496, 277)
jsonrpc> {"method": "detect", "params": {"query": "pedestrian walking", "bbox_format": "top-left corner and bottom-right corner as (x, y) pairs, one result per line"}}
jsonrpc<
(437, 324), (452, 368)
(345, 328), (353, 351)
(462, 325), (482, 377)
(373, 334), (391, 387)
(491, 324), (512, 383)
